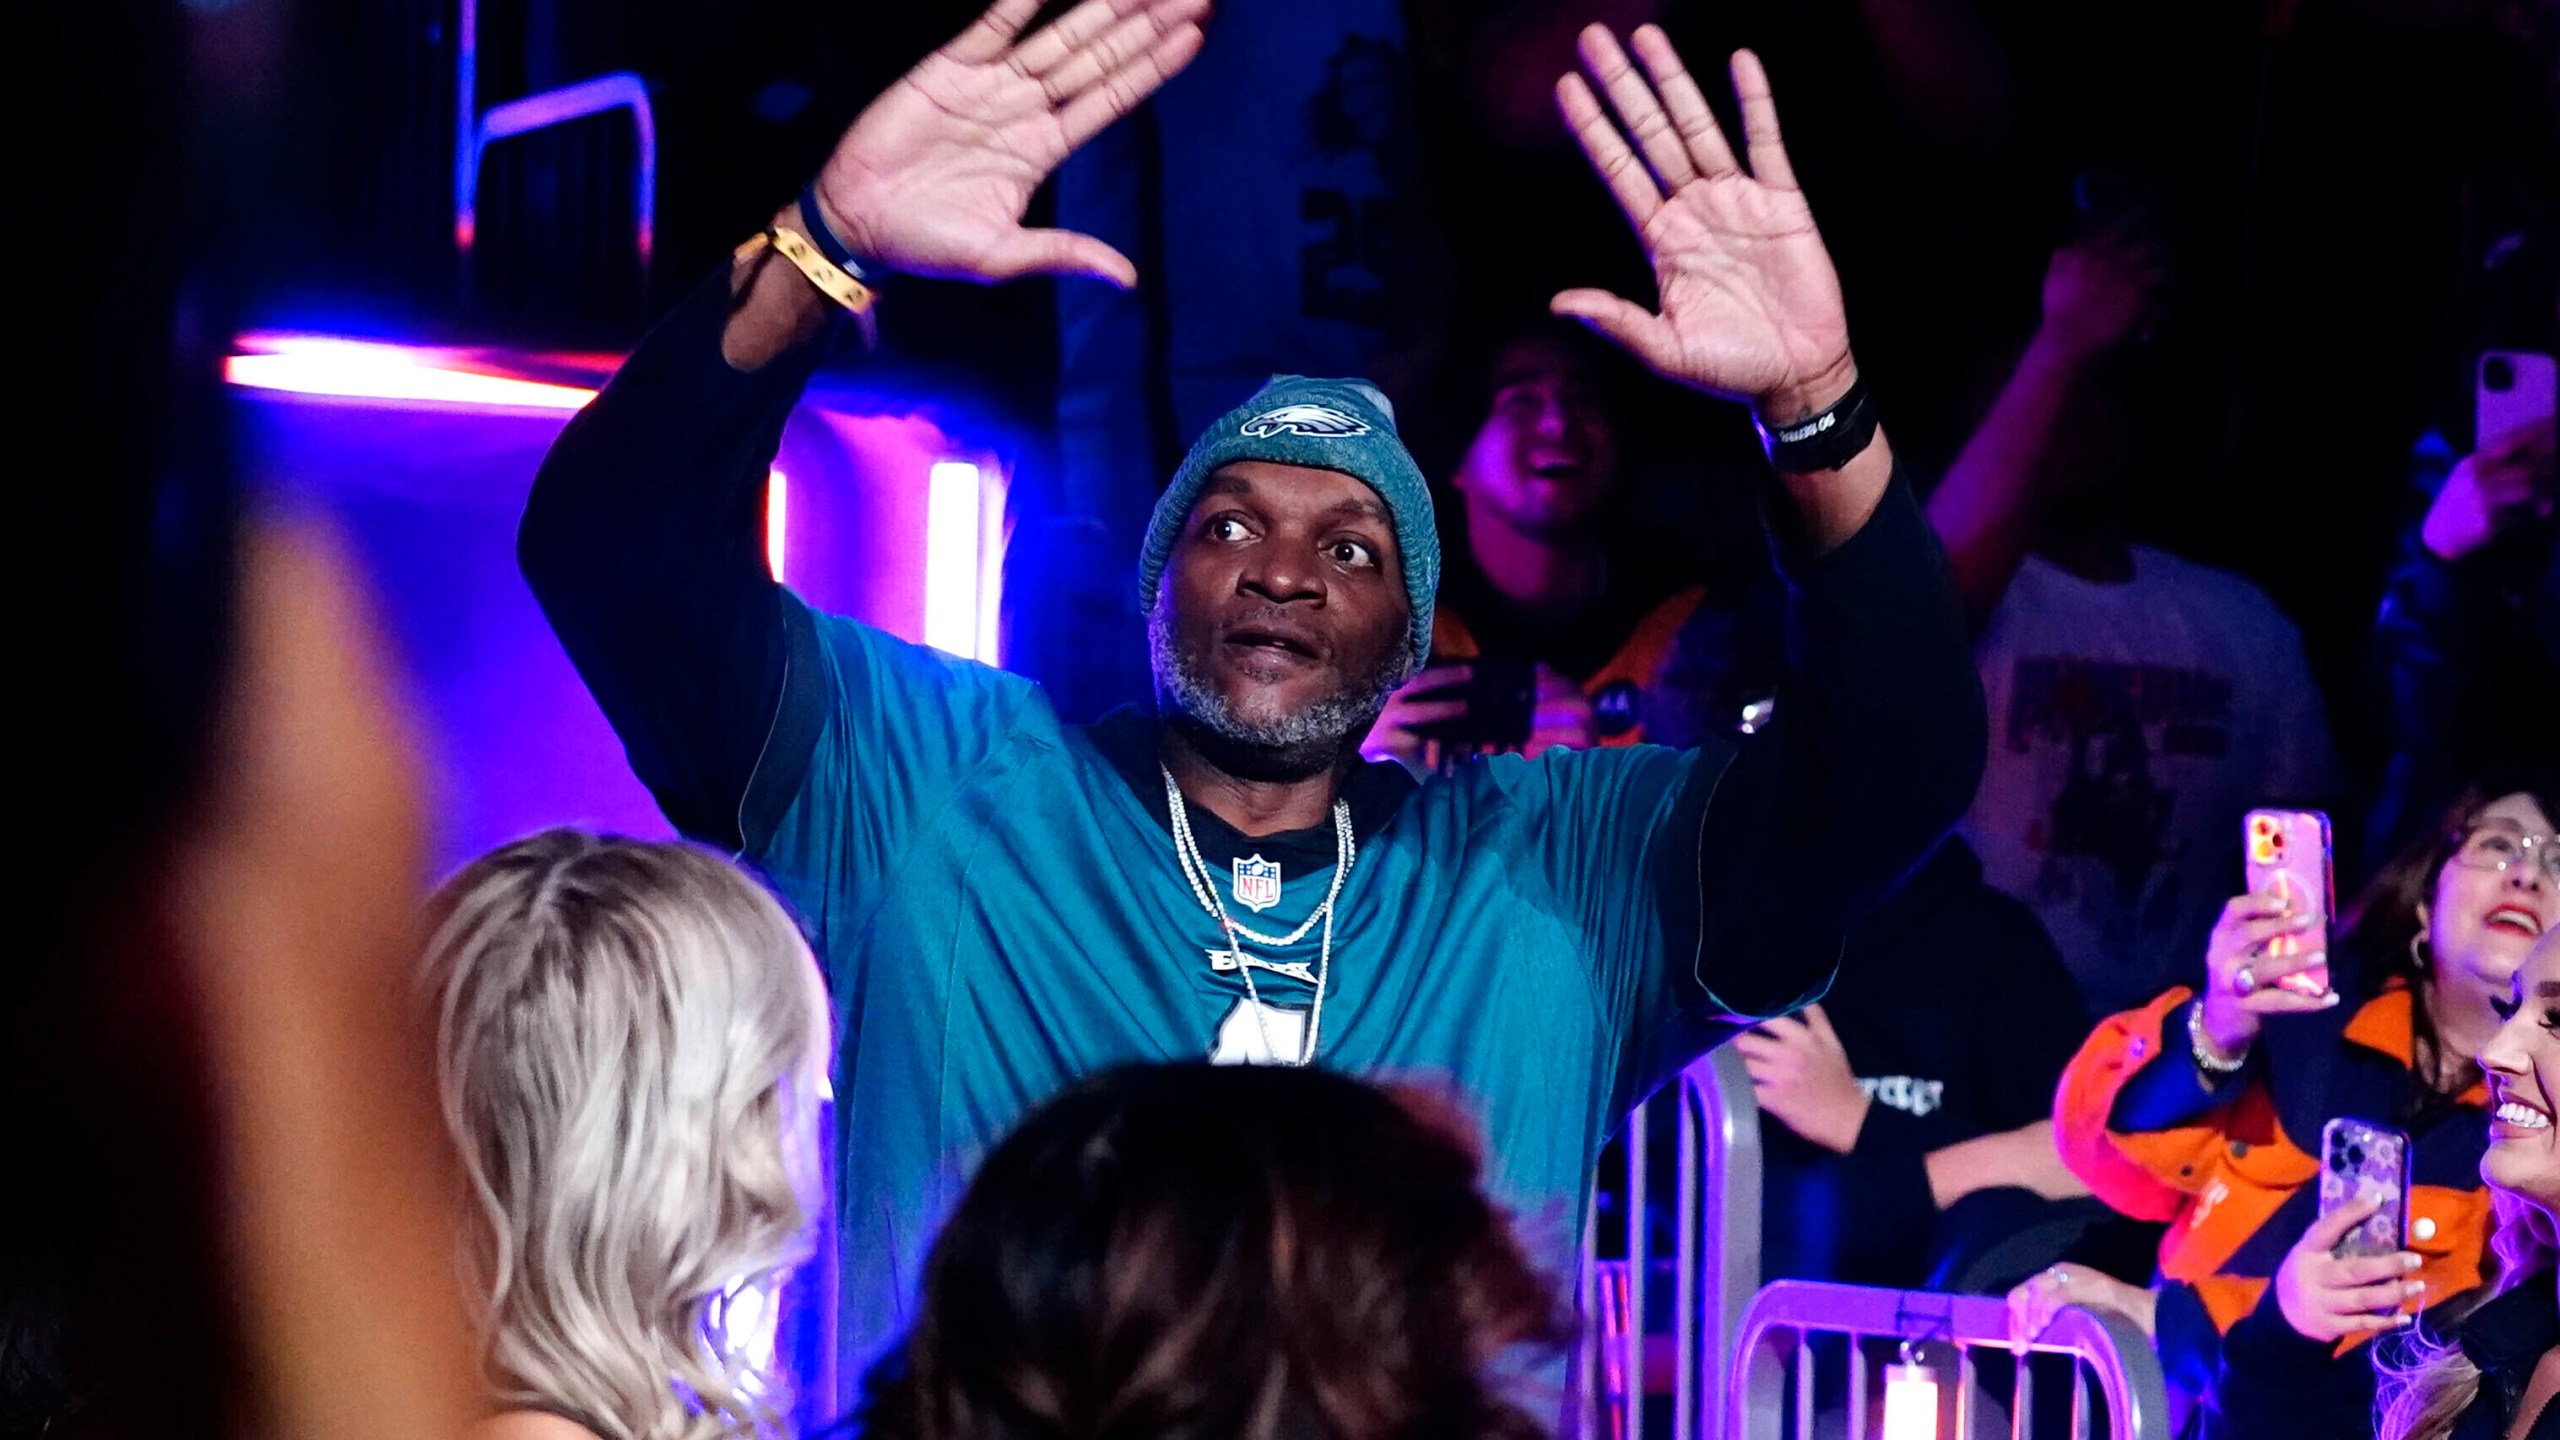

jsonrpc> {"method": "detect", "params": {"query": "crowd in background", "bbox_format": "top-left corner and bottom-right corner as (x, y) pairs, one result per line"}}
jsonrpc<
(1354, 217), (2555, 1438)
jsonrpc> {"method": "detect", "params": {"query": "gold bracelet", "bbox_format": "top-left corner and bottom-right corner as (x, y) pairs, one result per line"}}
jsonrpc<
(735, 225), (875, 315)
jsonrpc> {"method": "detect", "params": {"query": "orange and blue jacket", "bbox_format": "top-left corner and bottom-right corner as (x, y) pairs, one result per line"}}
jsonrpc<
(2054, 982), (2491, 1390)
(1430, 586), (1709, 748)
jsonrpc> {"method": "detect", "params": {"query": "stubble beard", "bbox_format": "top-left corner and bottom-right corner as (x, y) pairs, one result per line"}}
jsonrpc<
(1147, 602), (1411, 782)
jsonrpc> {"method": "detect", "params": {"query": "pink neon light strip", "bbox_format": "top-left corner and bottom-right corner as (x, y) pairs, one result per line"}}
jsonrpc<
(923, 461), (981, 659)
(223, 336), (597, 411)
(765, 470), (788, 584)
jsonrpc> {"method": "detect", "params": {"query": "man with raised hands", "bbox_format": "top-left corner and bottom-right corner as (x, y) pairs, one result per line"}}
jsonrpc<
(523, 0), (1984, 1399)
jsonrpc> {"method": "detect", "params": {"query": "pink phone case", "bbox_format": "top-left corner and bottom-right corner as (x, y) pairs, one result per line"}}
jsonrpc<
(2244, 809), (2333, 999)
(2477, 350), (2557, 450)
(2319, 1117), (2410, 1259)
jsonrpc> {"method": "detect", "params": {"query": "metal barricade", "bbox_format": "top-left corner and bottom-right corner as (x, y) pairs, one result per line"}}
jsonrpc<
(1579, 1050), (2161, 1440)
(1578, 1045), (1762, 1440)
(1728, 1283), (2171, 1440)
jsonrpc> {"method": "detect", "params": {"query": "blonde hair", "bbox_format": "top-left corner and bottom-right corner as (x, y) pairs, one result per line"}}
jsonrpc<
(2376, 1191), (2559, 1440)
(422, 829), (831, 1440)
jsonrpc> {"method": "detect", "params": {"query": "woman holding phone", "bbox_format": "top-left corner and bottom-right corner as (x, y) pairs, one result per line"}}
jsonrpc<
(2018, 768), (2555, 1434)
(2221, 930), (2560, 1439)
(2375, 929), (2560, 1440)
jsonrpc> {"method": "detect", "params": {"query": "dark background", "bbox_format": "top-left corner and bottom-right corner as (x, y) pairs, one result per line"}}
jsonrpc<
(238, 0), (2557, 783)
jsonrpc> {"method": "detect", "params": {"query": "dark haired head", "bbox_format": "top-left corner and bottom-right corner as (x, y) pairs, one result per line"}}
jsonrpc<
(2355, 766), (2560, 967)
(1404, 310), (1639, 488)
(2351, 764), (2560, 1093)
(863, 1064), (1564, 1440)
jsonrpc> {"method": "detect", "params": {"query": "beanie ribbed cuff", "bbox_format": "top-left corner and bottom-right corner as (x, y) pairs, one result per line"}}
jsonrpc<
(1137, 375), (1439, 664)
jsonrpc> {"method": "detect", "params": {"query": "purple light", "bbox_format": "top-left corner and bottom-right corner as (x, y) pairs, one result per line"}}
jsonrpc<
(1883, 1361), (1941, 1440)
(717, 1278), (784, 1386)
(225, 337), (597, 411)
(766, 469), (789, 584)
(923, 461), (978, 659)
(228, 337), (1013, 876)
(923, 460), (1007, 664)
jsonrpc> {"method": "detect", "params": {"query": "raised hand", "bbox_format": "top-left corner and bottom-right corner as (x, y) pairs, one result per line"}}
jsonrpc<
(2036, 223), (2170, 362)
(809, 0), (1207, 287)
(2198, 887), (2338, 1059)
(1551, 26), (1854, 421)
(2421, 417), (2557, 562)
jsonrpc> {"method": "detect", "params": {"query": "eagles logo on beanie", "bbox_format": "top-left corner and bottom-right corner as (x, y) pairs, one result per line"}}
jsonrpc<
(1137, 375), (1440, 665)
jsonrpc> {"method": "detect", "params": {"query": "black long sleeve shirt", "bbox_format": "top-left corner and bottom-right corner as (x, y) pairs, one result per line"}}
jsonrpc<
(520, 264), (1988, 1029)
(521, 263), (1989, 1389)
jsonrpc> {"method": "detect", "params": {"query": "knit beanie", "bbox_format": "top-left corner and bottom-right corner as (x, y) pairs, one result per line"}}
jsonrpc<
(1137, 375), (1440, 664)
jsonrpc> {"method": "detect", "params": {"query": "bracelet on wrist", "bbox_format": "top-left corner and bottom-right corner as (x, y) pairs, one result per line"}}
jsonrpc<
(2187, 1000), (2250, 1077)
(735, 225), (875, 316)
(796, 183), (879, 283)
(1757, 375), (1877, 474)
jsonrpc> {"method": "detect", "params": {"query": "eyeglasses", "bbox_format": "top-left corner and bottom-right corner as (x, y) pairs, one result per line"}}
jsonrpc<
(2451, 827), (2560, 884)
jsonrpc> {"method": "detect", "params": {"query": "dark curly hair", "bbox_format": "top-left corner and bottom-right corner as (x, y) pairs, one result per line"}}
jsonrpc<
(2347, 763), (2560, 1109)
(859, 1063), (1566, 1440)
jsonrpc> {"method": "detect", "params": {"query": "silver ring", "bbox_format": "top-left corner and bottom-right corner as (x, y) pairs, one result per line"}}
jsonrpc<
(2047, 1267), (2070, 1288)
(2232, 963), (2258, 997)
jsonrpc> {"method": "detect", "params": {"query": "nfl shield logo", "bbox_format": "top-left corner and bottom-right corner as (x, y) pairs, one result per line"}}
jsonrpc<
(1231, 854), (1282, 913)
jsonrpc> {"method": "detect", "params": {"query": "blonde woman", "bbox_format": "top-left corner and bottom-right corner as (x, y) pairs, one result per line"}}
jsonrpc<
(423, 830), (833, 1440)
(2374, 928), (2560, 1440)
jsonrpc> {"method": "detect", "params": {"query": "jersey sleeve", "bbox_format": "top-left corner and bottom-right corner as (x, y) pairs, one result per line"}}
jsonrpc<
(746, 596), (1048, 978)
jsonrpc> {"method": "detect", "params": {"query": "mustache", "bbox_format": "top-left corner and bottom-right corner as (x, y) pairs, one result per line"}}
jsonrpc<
(1147, 605), (1412, 755)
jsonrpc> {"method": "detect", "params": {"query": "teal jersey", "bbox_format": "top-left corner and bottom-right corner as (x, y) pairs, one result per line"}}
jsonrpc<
(751, 599), (1746, 1389)
(517, 273), (1982, 1418)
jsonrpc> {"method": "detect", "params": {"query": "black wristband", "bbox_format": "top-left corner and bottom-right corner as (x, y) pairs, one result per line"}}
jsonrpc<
(797, 183), (877, 282)
(1759, 377), (1878, 474)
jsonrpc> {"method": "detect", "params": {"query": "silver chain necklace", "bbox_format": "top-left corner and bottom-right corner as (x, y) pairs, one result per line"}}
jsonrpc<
(1161, 764), (1356, 1067)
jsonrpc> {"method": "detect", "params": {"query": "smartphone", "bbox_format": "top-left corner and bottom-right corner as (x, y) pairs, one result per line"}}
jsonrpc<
(2319, 1118), (2411, 1260)
(1412, 656), (1536, 753)
(2477, 350), (2557, 450)
(2244, 809), (2334, 999)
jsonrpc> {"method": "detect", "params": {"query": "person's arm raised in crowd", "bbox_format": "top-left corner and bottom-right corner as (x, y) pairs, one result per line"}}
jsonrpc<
(2049, 889), (2331, 1222)
(1924, 229), (2163, 628)
(1551, 25), (1987, 1016)
(2368, 417), (2557, 858)
(2103, 887), (2334, 1129)
(519, 0), (1204, 849)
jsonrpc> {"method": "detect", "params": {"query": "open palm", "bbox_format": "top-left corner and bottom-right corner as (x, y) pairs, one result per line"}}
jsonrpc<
(813, 0), (1207, 287)
(1553, 27), (1853, 414)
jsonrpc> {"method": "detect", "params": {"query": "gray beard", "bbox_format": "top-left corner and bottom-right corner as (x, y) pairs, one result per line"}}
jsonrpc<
(1147, 603), (1410, 759)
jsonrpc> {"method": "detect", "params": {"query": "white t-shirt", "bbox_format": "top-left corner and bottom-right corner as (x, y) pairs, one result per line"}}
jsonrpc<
(1960, 547), (2342, 1018)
